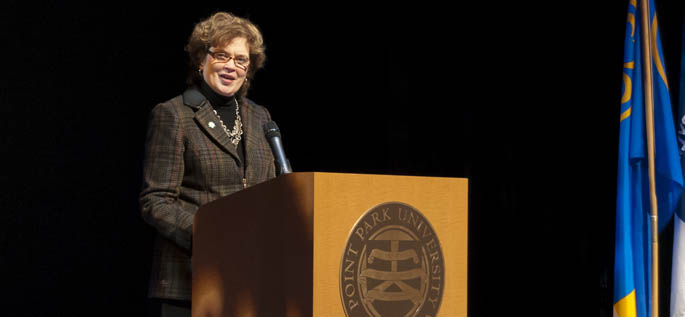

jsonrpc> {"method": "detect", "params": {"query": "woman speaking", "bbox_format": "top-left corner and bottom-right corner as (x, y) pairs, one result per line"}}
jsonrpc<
(139, 12), (276, 316)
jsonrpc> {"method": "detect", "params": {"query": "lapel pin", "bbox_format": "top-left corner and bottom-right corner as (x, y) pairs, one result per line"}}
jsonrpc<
(208, 121), (216, 129)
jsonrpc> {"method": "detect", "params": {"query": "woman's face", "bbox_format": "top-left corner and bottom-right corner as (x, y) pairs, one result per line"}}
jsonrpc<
(201, 37), (250, 97)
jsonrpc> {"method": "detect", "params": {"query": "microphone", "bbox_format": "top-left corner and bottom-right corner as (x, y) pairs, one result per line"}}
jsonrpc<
(263, 121), (292, 175)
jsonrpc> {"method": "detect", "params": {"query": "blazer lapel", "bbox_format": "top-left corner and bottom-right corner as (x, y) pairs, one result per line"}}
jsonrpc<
(194, 102), (241, 164)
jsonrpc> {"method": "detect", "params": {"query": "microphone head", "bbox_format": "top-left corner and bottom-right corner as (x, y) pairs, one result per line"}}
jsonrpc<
(264, 121), (282, 139)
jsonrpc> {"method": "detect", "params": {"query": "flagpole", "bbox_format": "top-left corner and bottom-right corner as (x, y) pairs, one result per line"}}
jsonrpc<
(639, 0), (659, 316)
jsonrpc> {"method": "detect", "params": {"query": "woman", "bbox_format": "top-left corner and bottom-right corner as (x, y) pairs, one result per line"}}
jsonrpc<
(140, 12), (276, 316)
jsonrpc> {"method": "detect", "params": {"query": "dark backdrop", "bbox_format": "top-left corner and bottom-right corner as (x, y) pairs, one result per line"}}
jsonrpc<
(1, 1), (683, 316)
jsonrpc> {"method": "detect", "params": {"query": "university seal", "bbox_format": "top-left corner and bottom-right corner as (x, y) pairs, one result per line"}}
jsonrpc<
(340, 202), (445, 317)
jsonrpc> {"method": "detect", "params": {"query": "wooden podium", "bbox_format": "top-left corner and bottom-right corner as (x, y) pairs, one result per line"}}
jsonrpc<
(192, 172), (468, 316)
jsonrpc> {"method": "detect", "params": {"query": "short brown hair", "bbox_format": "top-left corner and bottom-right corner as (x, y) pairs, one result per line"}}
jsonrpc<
(185, 12), (266, 97)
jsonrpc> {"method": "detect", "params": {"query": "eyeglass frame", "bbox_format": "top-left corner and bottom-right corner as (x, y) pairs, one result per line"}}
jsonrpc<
(207, 49), (250, 71)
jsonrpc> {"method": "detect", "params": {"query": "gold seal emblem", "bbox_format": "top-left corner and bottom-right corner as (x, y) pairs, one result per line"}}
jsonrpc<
(340, 202), (445, 317)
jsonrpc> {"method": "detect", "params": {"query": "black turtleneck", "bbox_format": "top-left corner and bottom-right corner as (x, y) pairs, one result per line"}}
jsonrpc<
(199, 80), (246, 165)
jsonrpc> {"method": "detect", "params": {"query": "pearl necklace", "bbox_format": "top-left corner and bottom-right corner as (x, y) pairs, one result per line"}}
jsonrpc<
(213, 98), (243, 146)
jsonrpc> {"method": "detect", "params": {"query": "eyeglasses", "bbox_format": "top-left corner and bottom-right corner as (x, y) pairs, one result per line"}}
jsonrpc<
(207, 49), (250, 71)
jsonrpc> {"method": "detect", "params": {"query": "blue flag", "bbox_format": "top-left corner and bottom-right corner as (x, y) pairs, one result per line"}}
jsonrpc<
(670, 11), (685, 317)
(614, 0), (683, 316)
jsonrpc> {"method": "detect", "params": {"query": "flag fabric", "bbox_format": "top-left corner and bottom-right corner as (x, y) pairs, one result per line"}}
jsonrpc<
(614, 0), (683, 316)
(670, 14), (685, 317)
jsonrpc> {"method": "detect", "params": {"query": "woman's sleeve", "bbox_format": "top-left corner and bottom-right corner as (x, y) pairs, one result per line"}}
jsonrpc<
(139, 103), (194, 250)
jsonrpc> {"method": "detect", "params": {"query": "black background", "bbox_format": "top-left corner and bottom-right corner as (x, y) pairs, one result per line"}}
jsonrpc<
(1, 1), (683, 316)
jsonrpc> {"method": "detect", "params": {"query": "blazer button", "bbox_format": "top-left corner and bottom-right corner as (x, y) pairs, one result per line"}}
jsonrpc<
(208, 122), (216, 129)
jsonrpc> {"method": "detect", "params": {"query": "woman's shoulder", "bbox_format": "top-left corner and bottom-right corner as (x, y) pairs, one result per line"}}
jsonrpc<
(157, 94), (185, 108)
(150, 95), (185, 115)
(243, 97), (272, 121)
(243, 97), (266, 110)
(151, 89), (201, 116)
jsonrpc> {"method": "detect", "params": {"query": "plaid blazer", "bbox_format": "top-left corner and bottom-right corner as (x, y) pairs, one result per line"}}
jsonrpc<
(140, 87), (276, 300)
